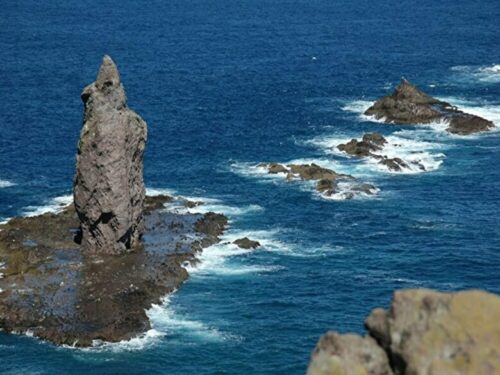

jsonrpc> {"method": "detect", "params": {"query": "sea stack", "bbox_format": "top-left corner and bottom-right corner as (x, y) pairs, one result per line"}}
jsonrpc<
(74, 55), (148, 255)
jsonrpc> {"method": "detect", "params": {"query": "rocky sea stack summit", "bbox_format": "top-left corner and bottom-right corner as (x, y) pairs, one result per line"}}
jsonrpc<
(0, 56), (228, 346)
(365, 79), (494, 135)
(307, 289), (500, 375)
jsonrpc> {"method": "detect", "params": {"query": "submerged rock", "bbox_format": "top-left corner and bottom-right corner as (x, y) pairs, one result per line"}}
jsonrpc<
(74, 55), (148, 255)
(337, 133), (422, 172)
(308, 289), (500, 375)
(364, 79), (494, 135)
(233, 237), (261, 249)
(259, 162), (375, 199)
(337, 132), (387, 158)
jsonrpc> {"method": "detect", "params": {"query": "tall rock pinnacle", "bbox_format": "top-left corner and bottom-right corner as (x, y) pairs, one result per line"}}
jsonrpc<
(74, 55), (148, 255)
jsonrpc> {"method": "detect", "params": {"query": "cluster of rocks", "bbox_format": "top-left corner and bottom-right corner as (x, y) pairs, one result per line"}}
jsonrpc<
(0, 56), (230, 346)
(258, 162), (376, 199)
(365, 79), (494, 135)
(337, 133), (423, 172)
(307, 289), (500, 375)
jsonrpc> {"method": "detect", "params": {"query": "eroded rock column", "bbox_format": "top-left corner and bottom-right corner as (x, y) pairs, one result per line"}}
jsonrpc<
(74, 55), (147, 255)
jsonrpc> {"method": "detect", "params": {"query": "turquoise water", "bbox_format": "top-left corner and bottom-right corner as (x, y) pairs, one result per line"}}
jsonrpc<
(1, 0), (499, 373)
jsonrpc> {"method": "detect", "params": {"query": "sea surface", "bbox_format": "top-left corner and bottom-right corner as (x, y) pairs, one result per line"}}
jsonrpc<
(1, 0), (499, 373)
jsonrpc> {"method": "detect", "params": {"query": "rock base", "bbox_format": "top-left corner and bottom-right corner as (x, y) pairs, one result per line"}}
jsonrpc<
(0, 196), (227, 346)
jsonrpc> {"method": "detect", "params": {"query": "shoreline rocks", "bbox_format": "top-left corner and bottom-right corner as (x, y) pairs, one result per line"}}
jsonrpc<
(365, 79), (494, 135)
(258, 163), (376, 199)
(74, 56), (148, 255)
(307, 289), (500, 375)
(0, 195), (228, 346)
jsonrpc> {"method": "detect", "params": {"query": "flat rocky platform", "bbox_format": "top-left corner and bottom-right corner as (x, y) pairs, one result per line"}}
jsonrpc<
(0, 195), (227, 346)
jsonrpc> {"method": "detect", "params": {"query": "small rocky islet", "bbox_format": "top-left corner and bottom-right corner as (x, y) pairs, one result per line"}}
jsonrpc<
(364, 79), (494, 135)
(337, 133), (423, 172)
(0, 56), (230, 346)
(257, 162), (377, 199)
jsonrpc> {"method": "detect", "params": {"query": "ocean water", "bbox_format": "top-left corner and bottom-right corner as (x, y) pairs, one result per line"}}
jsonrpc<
(1, 0), (499, 373)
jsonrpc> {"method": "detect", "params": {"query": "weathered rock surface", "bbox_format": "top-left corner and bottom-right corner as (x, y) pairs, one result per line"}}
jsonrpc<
(308, 332), (394, 375)
(74, 55), (148, 255)
(365, 79), (494, 135)
(0, 195), (228, 346)
(233, 237), (261, 249)
(337, 133), (421, 172)
(258, 162), (375, 198)
(337, 133), (387, 158)
(308, 289), (500, 375)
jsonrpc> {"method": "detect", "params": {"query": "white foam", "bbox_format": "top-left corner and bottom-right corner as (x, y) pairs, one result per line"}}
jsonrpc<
(341, 100), (387, 123)
(146, 294), (238, 342)
(146, 187), (177, 196)
(232, 159), (377, 200)
(185, 239), (283, 276)
(451, 64), (500, 83)
(438, 96), (500, 128)
(309, 134), (446, 174)
(22, 194), (73, 217)
(62, 329), (165, 352)
(0, 179), (15, 188)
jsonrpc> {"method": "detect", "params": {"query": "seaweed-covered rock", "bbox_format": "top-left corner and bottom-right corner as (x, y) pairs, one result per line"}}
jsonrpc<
(365, 79), (494, 135)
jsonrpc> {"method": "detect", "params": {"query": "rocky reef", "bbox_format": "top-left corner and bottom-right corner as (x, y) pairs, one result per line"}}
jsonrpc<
(337, 133), (423, 172)
(365, 79), (494, 135)
(74, 55), (147, 255)
(307, 289), (500, 375)
(258, 163), (377, 199)
(0, 56), (228, 346)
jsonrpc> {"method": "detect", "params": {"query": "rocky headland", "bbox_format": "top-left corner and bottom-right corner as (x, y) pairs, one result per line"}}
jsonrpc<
(0, 56), (228, 346)
(258, 163), (377, 199)
(307, 289), (500, 375)
(365, 79), (494, 135)
(337, 133), (424, 172)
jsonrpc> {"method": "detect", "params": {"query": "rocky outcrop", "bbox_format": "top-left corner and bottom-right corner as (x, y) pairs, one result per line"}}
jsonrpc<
(233, 237), (261, 249)
(0, 56), (230, 346)
(337, 133), (387, 157)
(258, 162), (376, 199)
(308, 289), (500, 375)
(0, 196), (228, 346)
(74, 55), (148, 255)
(365, 79), (494, 135)
(337, 133), (423, 172)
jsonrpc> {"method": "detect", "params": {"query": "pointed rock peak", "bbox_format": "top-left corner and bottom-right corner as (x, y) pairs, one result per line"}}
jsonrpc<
(96, 55), (121, 88)
(392, 78), (436, 104)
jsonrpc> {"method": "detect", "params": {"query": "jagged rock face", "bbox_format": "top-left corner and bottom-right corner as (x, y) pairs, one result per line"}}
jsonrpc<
(308, 289), (500, 375)
(365, 80), (494, 135)
(74, 56), (148, 255)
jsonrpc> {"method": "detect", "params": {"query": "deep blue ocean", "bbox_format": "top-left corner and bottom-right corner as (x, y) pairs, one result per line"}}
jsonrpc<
(1, 1), (499, 373)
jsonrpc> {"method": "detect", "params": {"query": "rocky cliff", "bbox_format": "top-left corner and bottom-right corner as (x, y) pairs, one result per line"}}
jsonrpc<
(308, 289), (500, 375)
(74, 55), (147, 255)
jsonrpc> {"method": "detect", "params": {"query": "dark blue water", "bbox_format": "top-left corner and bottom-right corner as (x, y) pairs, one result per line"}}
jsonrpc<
(1, 0), (499, 373)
